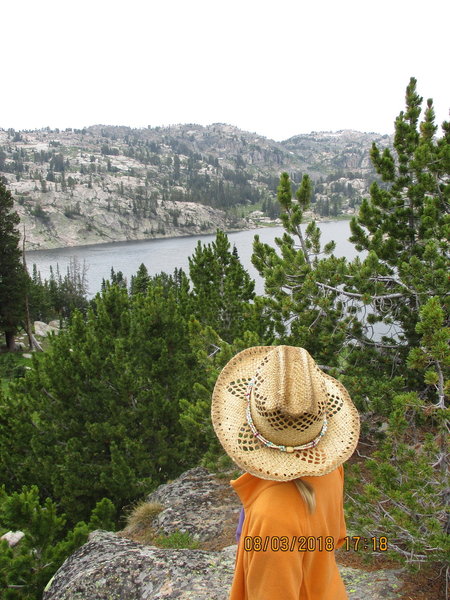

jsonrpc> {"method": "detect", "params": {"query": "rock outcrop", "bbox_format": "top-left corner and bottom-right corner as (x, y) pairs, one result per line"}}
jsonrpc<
(0, 530), (25, 547)
(144, 467), (240, 545)
(0, 125), (391, 250)
(33, 321), (59, 337)
(43, 530), (237, 600)
(43, 466), (404, 599)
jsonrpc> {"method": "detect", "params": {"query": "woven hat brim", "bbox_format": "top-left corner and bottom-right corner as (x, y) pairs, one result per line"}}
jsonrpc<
(211, 346), (360, 480)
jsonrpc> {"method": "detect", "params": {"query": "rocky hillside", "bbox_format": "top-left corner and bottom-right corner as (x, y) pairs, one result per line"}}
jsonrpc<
(0, 125), (391, 250)
(42, 467), (404, 600)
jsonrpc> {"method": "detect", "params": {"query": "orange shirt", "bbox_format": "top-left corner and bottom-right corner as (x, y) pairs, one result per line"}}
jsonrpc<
(229, 466), (348, 600)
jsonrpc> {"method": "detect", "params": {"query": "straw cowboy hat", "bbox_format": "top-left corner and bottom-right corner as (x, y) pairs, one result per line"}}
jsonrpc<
(211, 345), (360, 480)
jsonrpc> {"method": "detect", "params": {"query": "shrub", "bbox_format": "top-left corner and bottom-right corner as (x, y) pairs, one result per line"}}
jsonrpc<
(0, 486), (115, 600)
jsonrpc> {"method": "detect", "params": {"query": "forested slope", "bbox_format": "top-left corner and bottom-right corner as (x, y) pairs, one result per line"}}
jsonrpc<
(0, 124), (389, 249)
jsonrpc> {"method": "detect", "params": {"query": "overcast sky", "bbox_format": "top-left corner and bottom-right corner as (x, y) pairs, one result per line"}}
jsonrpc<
(2, 0), (448, 141)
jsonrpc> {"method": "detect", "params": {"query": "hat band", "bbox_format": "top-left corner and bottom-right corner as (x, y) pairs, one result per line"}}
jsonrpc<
(245, 380), (328, 453)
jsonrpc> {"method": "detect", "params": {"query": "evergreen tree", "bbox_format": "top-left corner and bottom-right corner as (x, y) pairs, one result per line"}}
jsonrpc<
(39, 260), (88, 321)
(188, 230), (257, 342)
(179, 232), (276, 465)
(0, 178), (27, 351)
(130, 263), (150, 295)
(27, 265), (52, 322)
(252, 78), (449, 371)
(252, 79), (449, 578)
(252, 172), (346, 365)
(349, 77), (449, 347)
(0, 484), (115, 600)
(0, 280), (205, 524)
(347, 295), (449, 572)
(108, 267), (127, 289)
(179, 319), (271, 468)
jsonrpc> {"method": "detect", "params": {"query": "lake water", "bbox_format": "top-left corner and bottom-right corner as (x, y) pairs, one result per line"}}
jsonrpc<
(26, 221), (357, 297)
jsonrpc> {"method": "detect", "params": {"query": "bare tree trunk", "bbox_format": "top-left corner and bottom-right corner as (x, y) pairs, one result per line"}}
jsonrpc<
(5, 330), (17, 352)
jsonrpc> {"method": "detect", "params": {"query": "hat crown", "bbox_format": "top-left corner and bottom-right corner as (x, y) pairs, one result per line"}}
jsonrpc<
(254, 346), (324, 417)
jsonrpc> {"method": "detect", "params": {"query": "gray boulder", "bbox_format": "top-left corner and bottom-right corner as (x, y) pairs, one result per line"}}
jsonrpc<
(43, 530), (236, 600)
(42, 530), (403, 600)
(34, 321), (59, 337)
(1, 530), (25, 547)
(146, 466), (241, 543)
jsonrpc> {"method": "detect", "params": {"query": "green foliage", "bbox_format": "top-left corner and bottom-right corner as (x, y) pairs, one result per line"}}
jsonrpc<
(0, 486), (115, 600)
(253, 79), (448, 383)
(179, 318), (269, 467)
(130, 263), (151, 295)
(343, 82), (449, 572)
(188, 230), (262, 342)
(0, 281), (206, 524)
(1, 100), (447, 584)
(27, 259), (89, 323)
(347, 422), (449, 566)
(252, 173), (350, 365)
(0, 354), (26, 381)
(349, 77), (449, 346)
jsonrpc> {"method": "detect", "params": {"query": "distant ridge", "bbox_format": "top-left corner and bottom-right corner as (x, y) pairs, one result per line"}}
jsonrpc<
(0, 124), (391, 250)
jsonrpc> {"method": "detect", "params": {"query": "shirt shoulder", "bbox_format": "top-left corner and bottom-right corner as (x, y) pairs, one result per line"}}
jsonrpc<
(248, 480), (307, 536)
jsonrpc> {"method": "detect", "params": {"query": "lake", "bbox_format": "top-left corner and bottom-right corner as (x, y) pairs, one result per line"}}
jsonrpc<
(26, 221), (357, 297)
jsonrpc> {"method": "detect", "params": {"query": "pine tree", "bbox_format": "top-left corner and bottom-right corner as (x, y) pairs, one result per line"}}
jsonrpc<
(0, 484), (115, 600)
(188, 230), (257, 342)
(130, 263), (150, 295)
(347, 295), (449, 573)
(0, 279), (205, 524)
(252, 80), (449, 578)
(252, 172), (346, 365)
(179, 319), (270, 468)
(252, 78), (449, 372)
(349, 77), (449, 346)
(0, 178), (27, 350)
(27, 265), (53, 322)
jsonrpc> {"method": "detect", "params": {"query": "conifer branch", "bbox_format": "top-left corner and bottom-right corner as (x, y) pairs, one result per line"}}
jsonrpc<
(315, 281), (406, 301)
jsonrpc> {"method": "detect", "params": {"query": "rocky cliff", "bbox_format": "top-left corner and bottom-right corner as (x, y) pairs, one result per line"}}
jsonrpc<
(43, 467), (404, 600)
(0, 125), (391, 250)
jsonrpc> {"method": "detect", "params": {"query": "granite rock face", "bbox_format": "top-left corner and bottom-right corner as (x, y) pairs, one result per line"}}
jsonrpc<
(33, 321), (59, 336)
(146, 467), (241, 543)
(43, 467), (403, 600)
(43, 530), (237, 600)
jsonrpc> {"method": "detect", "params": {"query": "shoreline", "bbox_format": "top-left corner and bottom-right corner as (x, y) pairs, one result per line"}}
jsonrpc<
(25, 216), (353, 254)
(25, 225), (253, 255)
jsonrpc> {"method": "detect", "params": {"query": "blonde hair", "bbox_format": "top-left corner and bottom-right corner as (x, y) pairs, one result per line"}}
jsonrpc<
(294, 478), (316, 514)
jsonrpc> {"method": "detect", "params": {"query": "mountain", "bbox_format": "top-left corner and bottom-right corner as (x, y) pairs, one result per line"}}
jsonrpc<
(0, 124), (391, 250)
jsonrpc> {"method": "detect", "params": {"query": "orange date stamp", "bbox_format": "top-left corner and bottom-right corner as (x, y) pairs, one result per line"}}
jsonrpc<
(242, 535), (389, 552)
(243, 536), (336, 552)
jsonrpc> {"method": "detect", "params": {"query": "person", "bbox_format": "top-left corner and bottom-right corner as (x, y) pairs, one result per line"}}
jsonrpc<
(211, 345), (360, 600)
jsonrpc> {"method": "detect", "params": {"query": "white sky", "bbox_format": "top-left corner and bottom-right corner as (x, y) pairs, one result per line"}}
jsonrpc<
(2, 0), (449, 141)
